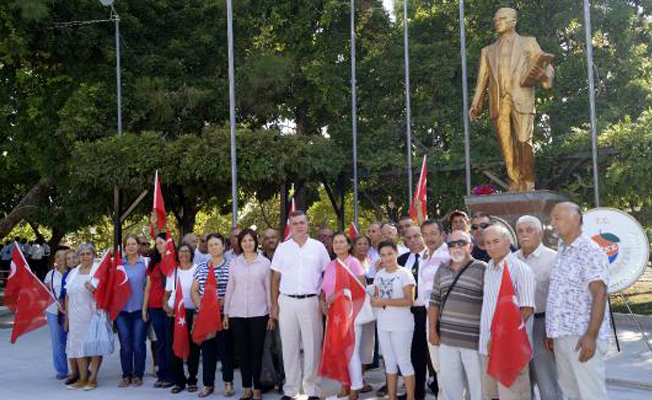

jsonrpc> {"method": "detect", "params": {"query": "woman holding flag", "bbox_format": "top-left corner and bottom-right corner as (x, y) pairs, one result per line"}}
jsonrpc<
(143, 231), (174, 388)
(191, 233), (234, 398)
(115, 234), (148, 388)
(223, 228), (275, 400)
(164, 242), (200, 394)
(319, 232), (367, 400)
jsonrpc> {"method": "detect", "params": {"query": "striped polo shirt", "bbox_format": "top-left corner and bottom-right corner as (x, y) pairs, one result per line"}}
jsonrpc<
(430, 259), (486, 350)
(193, 259), (230, 298)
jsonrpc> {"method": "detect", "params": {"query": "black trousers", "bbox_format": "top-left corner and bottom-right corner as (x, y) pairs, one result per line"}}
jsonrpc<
(230, 315), (269, 390)
(169, 309), (200, 388)
(201, 329), (234, 387)
(411, 306), (433, 399)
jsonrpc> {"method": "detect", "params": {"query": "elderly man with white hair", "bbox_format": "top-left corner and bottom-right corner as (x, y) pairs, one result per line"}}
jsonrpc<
(515, 216), (563, 400)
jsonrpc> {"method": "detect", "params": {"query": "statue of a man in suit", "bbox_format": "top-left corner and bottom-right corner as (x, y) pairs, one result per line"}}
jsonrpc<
(469, 7), (554, 192)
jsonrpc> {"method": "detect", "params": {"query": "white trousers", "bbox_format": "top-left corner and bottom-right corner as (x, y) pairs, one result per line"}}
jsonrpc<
(359, 321), (375, 365)
(347, 325), (364, 390)
(278, 295), (323, 397)
(553, 335), (608, 400)
(439, 344), (483, 400)
(378, 329), (414, 376)
(530, 318), (563, 400)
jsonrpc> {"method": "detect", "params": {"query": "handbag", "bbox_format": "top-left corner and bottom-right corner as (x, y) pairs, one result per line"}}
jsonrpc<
(436, 260), (474, 335)
(354, 292), (376, 326)
(83, 310), (115, 356)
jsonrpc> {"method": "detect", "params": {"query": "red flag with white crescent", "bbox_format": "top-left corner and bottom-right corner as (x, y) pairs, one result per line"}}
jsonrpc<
(192, 264), (222, 344)
(409, 155), (428, 222)
(283, 198), (296, 241)
(173, 278), (190, 360)
(150, 170), (167, 238)
(348, 223), (358, 240)
(318, 260), (366, 385)
(4, 243), (56, 343)
(487, 262), (532, 387)
(92, 251), (113, 310)
(108, 249), (131, 321)
(161, 231), (177, 276)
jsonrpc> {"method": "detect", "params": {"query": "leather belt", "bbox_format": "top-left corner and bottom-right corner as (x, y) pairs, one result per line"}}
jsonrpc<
(285, 294), (317, 299)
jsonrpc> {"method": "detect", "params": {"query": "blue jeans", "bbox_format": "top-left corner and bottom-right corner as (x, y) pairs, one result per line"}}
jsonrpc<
(116, 310), (147, 379)
(150, 308), (173, 382)
(46, 312), (68, 377)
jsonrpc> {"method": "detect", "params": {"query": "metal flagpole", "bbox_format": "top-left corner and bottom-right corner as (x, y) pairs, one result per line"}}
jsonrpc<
(350, 0), (359, 228)
(583, 0), (600, 207)
(403, 0), (413, 207)
(459, 0), (472, 196)
(226, 0), (238, 225)
(112, 5), (123, 249)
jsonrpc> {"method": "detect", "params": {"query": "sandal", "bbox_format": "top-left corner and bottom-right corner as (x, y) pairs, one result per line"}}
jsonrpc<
(240, 388), (253, 400)
(84, 381), (98, 391)
(252, 389), (263, 400)
(199, 386), (214, 398)
(225, 382), (235, 397)
(188, 384), (199, 393)
(154, 380), (163, 388)
(118, 378), (132, 388)
(132, 377), (143, 387)
(360, 382), (373, 393)
(161, 381), (174, 388)
(64, 375), (79, 385)
(171, 385), (185, 394)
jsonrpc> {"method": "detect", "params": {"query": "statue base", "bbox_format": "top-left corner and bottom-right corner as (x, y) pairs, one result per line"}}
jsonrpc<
(464, 190), (569, 244)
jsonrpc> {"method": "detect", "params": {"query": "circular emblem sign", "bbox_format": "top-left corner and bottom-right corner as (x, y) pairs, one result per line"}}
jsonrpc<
(584, 208), (649, 294)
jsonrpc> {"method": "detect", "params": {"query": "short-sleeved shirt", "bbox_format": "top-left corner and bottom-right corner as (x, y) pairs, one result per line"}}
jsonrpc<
(374, 267), (416, 332)
(321, 256), (365, 299)
(44, 269), (65, 315)
(165, 264), (197, 309)
(122, 256), (148, 312)
(147, 262), (166, 308)
(479, 253), (536, 355)
(546, 234), (611, 340)
(193, 259), (230, 298)
(430, 260), (486, 349)
(271, 237), (331, 296)
(516, 243), (557, 313)
(224, 254), (271, 318)
(194, 250), (211, 266)
(418, 243), (450, 306)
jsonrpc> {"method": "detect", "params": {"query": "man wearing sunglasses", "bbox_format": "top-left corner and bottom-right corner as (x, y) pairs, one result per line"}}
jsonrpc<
(470, 213), (516, 262)
(428, 231), (486, 400)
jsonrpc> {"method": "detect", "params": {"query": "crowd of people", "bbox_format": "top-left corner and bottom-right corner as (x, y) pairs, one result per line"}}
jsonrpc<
(32, 201), (610, 400)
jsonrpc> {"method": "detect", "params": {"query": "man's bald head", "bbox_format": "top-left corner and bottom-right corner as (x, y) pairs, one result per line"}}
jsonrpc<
(551, 202), (583, 242)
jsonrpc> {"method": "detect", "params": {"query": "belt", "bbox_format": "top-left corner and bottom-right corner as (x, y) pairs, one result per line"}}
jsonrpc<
(534, 312), (546, 319)
(285, 294), (317, 299)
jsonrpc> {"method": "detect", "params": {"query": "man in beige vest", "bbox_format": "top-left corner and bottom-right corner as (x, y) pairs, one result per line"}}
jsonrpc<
(469, 8), (554, 192)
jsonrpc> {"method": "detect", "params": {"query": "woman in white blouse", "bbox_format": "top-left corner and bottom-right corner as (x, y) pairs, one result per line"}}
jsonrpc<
(223, 229), (275, 400)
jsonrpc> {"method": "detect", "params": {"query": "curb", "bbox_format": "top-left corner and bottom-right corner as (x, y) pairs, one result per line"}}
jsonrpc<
(608, 377), (652, 392)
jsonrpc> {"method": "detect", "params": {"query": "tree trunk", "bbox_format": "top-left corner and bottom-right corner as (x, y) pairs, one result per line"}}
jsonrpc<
(0, 177), (52, 240)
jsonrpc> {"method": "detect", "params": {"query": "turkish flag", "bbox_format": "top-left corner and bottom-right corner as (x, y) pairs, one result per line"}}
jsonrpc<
(191, 264), (222, 345)
(92, 251), (113, 310)
(409, 155), (428, 222)
(108, 249), (131, 321)
(487, 262), (532, 387)
(4, 244), (56, 343)
(319, 260), (366, 385)
(150, 170), (167, 238)
(283, 198), (296, 241)
(173, 278), (190, 360)
(348, 223), (358, 240)
(160, 231), (177, 276)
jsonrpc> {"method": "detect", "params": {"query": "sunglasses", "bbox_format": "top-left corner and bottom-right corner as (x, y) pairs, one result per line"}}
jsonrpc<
(470, 223), (491, 231)
(447, 240), (470, 248)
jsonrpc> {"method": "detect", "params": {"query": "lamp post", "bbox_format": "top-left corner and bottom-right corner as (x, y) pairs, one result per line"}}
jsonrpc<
(226, 0), (238, 226)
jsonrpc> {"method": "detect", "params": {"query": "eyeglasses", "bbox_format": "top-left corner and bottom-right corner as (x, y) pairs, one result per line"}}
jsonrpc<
(178, 249), (191, 254)
(447, 240), (470, 248)
(470, 223), (491, 231)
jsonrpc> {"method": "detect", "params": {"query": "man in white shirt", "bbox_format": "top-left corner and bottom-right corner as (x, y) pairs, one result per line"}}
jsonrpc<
(546, 202), (610, 400)
(515, 216), (562, 400)
(270, 210), (331, 400)
(366, 221), (383, 261)
(382, 223), (408, 256)
(397, 225), (429, 400)
(479, 225), (536, 400)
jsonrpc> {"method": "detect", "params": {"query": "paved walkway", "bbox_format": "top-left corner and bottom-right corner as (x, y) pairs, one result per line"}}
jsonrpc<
(1, 314), (652, 399)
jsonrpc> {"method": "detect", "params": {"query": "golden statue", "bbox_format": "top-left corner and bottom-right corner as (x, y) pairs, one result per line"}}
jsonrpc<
(469, 7), (554, 192)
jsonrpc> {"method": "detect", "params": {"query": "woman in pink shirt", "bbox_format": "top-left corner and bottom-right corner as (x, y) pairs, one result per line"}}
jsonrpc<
(319, 232), (366, 400)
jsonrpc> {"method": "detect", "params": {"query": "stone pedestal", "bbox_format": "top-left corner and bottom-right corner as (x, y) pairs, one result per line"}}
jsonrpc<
(464, 190), (569, 245)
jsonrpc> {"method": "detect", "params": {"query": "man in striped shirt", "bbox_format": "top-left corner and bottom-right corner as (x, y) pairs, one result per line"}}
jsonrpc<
(479, 225), (536, 400)
(429, 230), (486, 400)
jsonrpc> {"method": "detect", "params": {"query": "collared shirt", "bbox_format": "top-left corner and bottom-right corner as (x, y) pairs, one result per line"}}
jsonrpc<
(546, 234), (611, 340)
(403, 247), (428, 306)
(365, 248), (380, 279)
(194, 249), (211, 266)
(271, 237), (330, 296)
(122, 256), (148, 312)
(45, 269), (64, 314)
(397, 243), (409, 256)
(479, 253), (536, 355)
(224, 254), (271, 318)
(194, 259), (230, 298)
(418, 243), (450, 306)
(430, 259), (486, 349)
(516, 243), (557, 313)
